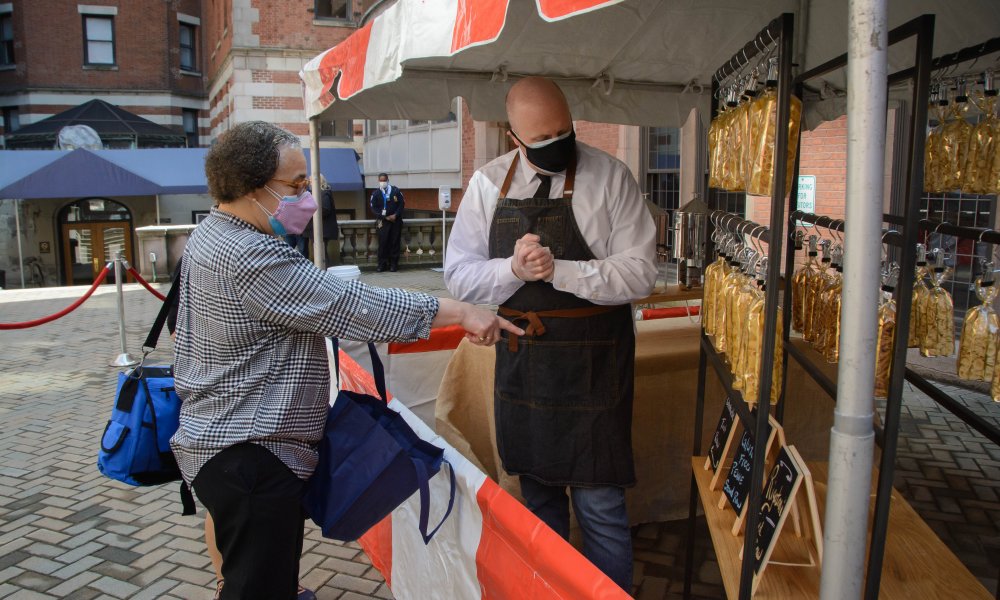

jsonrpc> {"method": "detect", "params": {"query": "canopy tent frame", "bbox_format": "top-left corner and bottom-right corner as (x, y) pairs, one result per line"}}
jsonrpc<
(299, 1), (1000, 596)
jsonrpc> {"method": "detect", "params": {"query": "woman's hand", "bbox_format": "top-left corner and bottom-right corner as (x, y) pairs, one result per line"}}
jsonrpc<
(434, 299), (524, 346)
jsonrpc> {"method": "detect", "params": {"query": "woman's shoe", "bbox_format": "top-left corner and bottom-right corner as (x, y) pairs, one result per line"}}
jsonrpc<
(297, 586), (317, 600)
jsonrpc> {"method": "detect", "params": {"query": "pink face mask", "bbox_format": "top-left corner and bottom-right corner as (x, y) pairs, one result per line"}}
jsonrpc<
(255, 185), (318, 236)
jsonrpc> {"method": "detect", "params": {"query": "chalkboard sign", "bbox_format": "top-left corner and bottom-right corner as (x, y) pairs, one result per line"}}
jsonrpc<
(753, 445), (803, 575)
(722, 429), (755, 515)
(707, 396), (738, 471)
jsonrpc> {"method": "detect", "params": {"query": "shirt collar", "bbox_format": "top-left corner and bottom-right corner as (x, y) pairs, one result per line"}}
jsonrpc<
(210, 205), (259, 231)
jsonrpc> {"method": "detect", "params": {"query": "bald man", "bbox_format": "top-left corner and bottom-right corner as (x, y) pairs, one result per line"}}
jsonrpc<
(444, 77), (656, 591)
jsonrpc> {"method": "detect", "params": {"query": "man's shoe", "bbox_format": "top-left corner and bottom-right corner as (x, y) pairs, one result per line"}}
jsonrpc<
(376, 266), (385, 273)
(390, 266), (398, 272)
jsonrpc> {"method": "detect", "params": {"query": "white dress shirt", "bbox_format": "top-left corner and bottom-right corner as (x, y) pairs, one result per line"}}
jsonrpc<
(445, 142), (657, 306)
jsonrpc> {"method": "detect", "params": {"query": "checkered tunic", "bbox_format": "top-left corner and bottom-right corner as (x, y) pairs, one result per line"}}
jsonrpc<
(170, 208), (439, 485)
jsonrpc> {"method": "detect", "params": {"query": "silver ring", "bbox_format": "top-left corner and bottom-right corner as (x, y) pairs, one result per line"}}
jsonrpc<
(478, 336), (487, 342)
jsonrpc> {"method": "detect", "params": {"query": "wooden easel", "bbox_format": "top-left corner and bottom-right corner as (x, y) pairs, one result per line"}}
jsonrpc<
(720, 416), (784, 536)
(742, 445), (823, 596)
(706, 413), (740, 491)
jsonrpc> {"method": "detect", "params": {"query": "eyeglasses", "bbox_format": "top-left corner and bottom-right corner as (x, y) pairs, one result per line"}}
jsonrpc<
(271, 177), (309, 192)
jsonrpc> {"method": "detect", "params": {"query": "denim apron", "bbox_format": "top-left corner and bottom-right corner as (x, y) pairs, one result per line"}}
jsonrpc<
(488, 152), (636, 487)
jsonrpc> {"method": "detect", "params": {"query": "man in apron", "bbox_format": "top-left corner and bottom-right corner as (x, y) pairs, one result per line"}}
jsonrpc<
(444, 77), (657, 591)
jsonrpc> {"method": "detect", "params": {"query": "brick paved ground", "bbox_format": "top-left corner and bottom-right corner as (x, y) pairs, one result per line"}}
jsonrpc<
(1, 267), (999, 598)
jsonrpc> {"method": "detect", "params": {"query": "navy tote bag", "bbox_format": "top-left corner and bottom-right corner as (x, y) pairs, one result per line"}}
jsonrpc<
(303, 340), (456, 543)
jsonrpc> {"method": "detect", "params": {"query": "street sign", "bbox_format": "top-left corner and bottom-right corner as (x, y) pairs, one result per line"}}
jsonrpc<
(438, 186), (452, 211)
(797, 175), (816, 215)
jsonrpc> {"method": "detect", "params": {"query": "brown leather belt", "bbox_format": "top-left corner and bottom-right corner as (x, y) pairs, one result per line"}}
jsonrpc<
(498, 305), (618, 351)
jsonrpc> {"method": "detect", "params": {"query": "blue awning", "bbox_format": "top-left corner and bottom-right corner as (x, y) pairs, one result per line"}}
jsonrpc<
(0, 147), (363, 199)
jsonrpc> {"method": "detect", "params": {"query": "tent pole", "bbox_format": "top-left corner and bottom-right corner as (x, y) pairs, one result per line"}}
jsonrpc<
(14, 199), (25, 288)
(819, 0), (886, 598)
(309, 117), (324, 269)
(155, 194), (161, 225)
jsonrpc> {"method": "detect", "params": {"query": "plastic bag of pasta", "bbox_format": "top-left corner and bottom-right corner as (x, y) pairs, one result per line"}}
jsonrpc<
(908, 245), (929, 348)
(964, 93), (997, 194)
(702, 253), (727, 335)
(792, 235), (820, 334)
(874, 267), (899, 399)
(745, 76), (803, 197)
(743, 292), (784, 406)
(803, 240), (832, 343)
(723, 102), (751, 192)
(818, 249), (844, 362)
(714, 256), (743, 354)
(729, 271), (757, 389)
(939, 99), (974, 192)
(708, 115), (724, 189)
(920, 254), (955, 358)
(957, 268), (999, 381)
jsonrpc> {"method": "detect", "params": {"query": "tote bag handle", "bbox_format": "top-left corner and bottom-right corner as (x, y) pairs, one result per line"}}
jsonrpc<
(329, 337), (457, 544)
(330, 339), (387, 403)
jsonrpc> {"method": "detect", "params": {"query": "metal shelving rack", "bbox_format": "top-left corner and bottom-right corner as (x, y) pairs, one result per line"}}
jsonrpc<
(682, 13), (796, 600)
(677, 12), (1000, 600)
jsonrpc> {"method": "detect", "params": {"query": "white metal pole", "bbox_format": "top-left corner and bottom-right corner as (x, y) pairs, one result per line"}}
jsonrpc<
(110, 252), (139, 367)
(441, 209), (447, 264)
(819, 0), (887, 598)
(155, 194), (161, 225)
(14, 199), (25, 288)
(309, 118), (325, 269)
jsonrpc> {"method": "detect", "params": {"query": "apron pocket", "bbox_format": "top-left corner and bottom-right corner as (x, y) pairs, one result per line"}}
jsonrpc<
(497, 339), (619, 410)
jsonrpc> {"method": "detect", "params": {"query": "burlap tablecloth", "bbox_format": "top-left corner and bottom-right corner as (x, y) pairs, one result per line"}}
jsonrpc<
(435, 318), (835, 523)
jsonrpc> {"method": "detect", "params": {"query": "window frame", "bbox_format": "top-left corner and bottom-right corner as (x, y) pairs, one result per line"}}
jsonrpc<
(82, 14), (115, 67)
(182, 109), (199, 148)
(319, 117), (355, 141)
(179, 22), (197, 72)
(314, 0), (352, 22)
(0, 11), (14, 67)
(2, 106), (19, 133)
(642, 126), (682, 212)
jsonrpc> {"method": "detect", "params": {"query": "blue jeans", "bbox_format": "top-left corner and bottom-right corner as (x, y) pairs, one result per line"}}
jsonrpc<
(519, 476), (633, 592)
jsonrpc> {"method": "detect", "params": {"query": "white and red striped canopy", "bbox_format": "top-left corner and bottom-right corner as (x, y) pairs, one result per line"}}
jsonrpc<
(301, 0), (999, 127)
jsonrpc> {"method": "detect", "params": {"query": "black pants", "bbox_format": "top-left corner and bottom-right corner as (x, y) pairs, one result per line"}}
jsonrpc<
(193, 443), (304, 600)
(377, 219), (403, 270)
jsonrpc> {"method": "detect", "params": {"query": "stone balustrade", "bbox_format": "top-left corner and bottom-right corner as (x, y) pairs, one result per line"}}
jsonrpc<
(135, 218), (456, 280)
(338, 218), (455, 266)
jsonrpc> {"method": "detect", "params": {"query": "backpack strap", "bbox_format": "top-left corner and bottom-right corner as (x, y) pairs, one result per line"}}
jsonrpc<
(143, 268), (182, 353)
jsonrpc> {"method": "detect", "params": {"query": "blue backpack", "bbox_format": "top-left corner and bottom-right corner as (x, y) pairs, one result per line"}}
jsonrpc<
(97, 274), (195, 514)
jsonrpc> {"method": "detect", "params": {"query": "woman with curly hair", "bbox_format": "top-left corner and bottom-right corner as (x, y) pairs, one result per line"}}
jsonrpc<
(170, 121), (521, 599)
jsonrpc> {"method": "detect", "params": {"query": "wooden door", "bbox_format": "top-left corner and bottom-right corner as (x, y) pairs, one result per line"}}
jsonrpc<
(62, 223), (134, 285)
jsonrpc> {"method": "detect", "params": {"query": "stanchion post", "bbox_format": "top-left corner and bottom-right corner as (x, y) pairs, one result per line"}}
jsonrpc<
(110, 252), (139, 368)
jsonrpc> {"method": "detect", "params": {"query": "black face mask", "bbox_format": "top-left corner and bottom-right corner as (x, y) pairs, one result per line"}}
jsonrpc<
(512, 129), (576, 173)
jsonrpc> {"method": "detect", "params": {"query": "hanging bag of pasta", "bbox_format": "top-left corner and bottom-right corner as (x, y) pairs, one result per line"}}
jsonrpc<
(714, 252), (744, 354)
(921, 249), (955, 358)
(964, 76), (997, 194)
(818, 246), (844, 362)
(729, 266), (757, 390)
(874, 266), (899, 399)
(908, 244), (930, 348)
(792, 234), (820, 334)
(746, 58), (803, 197)
(957, 262), (999, 381)
(939, 85), (974, 192)
(723, 99), (751, 192)
(803, 240), (832, 343)
(924, 91), (948, 193)
(702, 249), (727, 335)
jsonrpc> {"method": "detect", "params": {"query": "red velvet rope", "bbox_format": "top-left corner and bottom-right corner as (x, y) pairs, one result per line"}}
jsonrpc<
(0, 265), (112, 330)
(126, 266), (167, 301)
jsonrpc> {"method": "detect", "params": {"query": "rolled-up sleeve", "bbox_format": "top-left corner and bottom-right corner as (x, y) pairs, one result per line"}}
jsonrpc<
(549, 161), (657, 305)
(444, 171), (525, 305)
